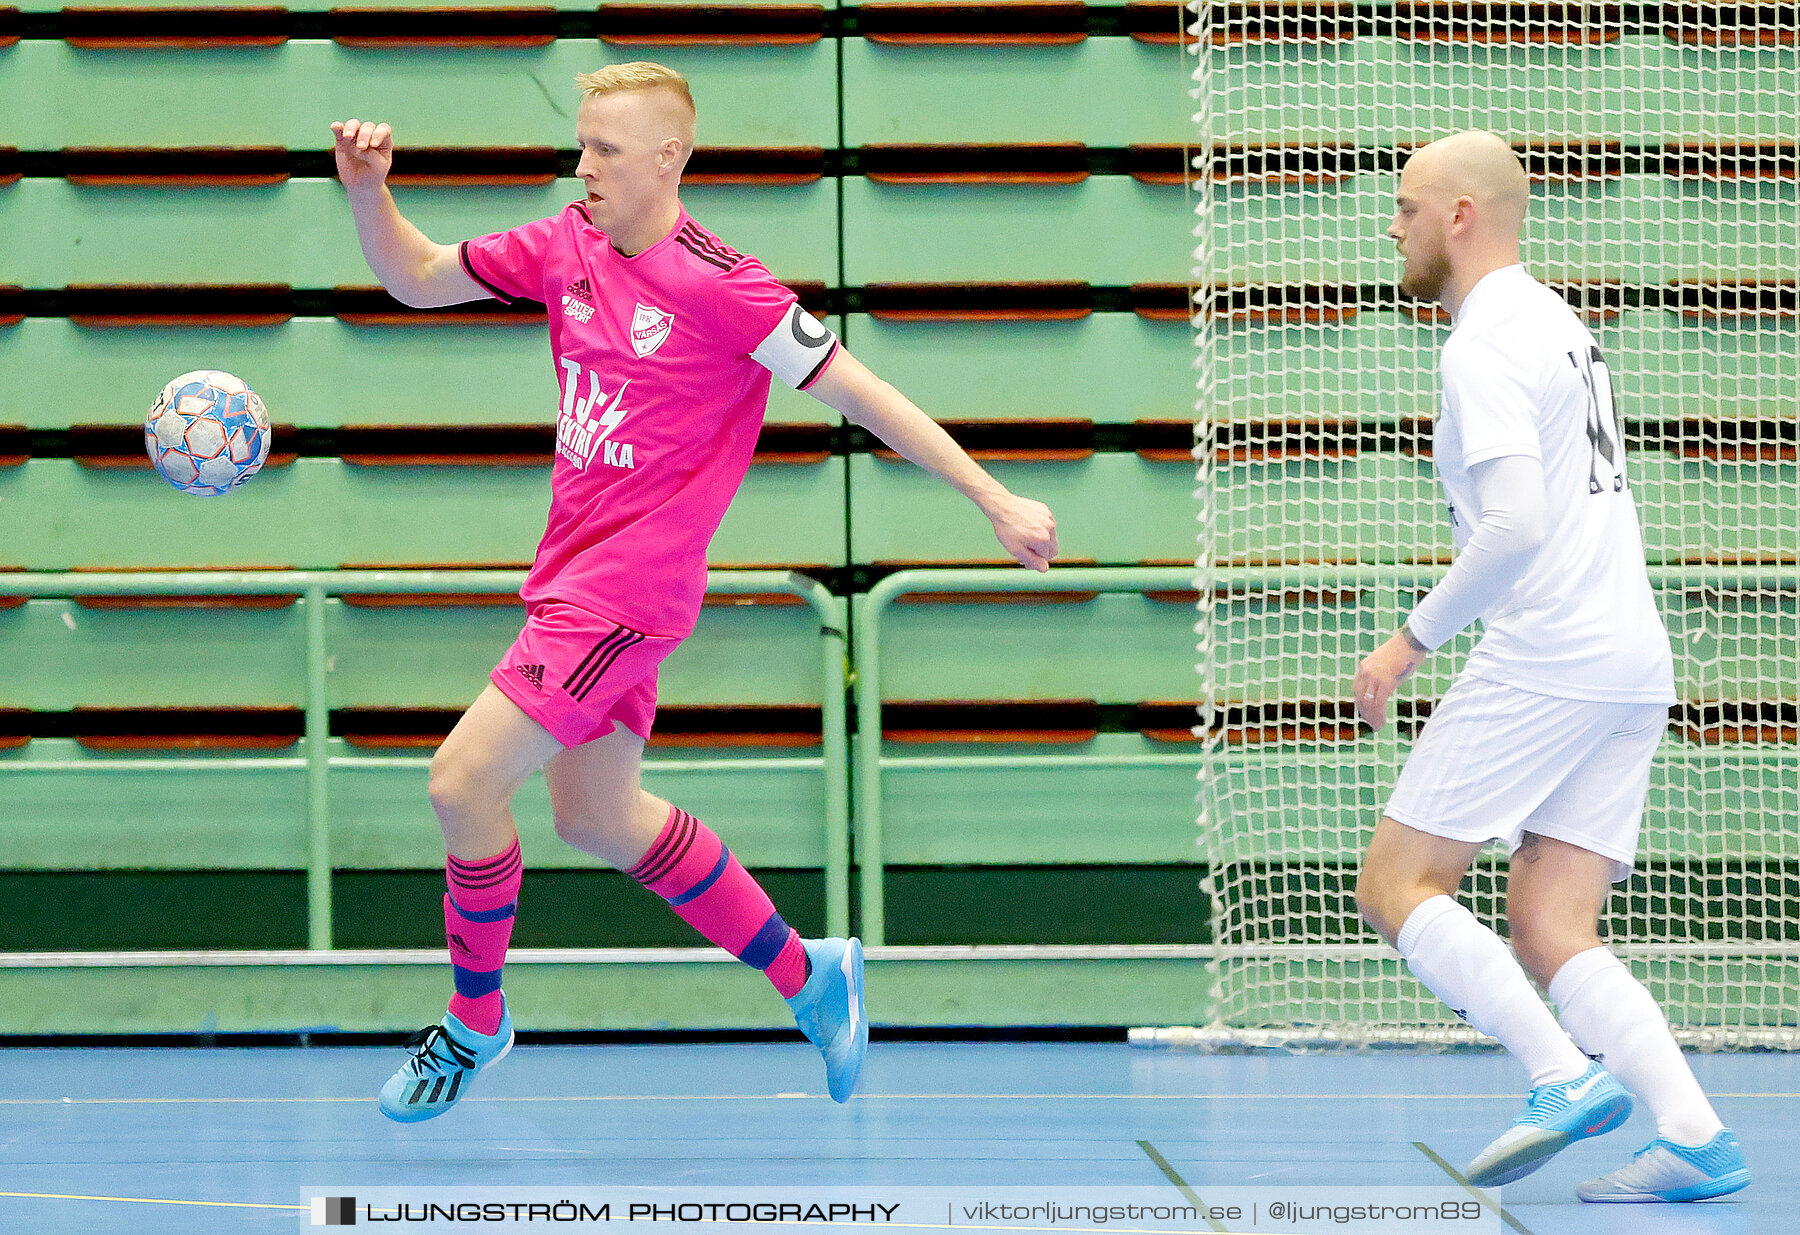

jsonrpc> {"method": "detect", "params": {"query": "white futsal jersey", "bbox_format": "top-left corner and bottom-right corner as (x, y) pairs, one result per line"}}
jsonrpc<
(1433, 265), (1675, 704)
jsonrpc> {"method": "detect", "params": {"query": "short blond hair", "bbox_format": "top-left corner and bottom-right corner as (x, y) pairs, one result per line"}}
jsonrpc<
(575, 62), (696, 148)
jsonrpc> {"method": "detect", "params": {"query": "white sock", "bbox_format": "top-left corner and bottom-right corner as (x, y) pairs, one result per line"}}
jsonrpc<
(1397, 895), (1589, 1088)
(1549, 946), (1725, 1146)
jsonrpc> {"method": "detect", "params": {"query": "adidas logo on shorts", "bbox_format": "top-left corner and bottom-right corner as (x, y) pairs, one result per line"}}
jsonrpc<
(515, 663), (545, 690)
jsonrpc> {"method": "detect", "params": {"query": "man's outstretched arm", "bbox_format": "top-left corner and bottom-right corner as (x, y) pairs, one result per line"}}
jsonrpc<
(804, 347), (1059, 572)
(331, 119), (486, 308)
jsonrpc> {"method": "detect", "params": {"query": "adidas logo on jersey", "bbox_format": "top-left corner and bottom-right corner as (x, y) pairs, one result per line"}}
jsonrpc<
(562, 277), (596, 323)
(515, 663), (545, 690)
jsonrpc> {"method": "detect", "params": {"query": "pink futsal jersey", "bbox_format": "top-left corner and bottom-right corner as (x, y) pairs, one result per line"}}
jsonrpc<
(459, 202), (839, 637)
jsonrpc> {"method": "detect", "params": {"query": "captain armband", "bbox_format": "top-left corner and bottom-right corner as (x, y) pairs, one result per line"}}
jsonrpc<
(751, 303), (840, 390)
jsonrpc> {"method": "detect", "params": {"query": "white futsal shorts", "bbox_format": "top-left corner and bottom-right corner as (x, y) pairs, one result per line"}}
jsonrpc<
(1385, 674), (1671, 883)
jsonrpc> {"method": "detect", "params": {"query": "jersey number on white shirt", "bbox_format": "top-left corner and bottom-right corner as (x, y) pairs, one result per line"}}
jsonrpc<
(1571, 345), (1626, 495)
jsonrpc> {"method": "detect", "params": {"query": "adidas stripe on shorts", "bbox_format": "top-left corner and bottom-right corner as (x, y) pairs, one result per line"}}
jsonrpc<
(491, 599), (680, 747)
(1385, 674), (1670, 883)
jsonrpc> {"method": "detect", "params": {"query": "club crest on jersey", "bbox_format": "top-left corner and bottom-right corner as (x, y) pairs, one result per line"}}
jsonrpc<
(631, 303), (675, 358)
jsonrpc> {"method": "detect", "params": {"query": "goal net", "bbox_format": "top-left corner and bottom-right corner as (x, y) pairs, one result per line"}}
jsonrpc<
(1185, 1), (1799, 1049)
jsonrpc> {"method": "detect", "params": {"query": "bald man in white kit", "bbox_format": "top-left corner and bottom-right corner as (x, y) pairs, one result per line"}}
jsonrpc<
(1351, 132), (1749, 1203)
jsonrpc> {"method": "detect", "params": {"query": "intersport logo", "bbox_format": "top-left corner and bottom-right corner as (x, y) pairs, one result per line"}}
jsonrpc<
(562, 277), (596, 323)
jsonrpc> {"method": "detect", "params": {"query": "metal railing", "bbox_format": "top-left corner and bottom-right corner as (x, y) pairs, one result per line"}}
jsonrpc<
(0, 570), (850, 949)
(851, 566), (1200, 945)
(10, 562), (1784, 951)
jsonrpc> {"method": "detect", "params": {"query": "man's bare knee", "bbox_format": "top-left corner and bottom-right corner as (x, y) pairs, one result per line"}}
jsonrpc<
(1355, 853), (1429, 944)
(426, 752), (468, 821)
(552, 808), (614, 853)
(1508, 912), (1599, 987)
(1507, 833), (1609, 985)
(1353, 871), (1392, 939)
(552, 793), (661, 868)
(427, 748), (505, 825)
(1508, 916), (1568, 987)
(1355, 879), (1427, 946)
(1358, 818), (1482, 947)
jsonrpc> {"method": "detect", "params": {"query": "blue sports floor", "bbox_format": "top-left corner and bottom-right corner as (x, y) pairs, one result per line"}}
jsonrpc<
(0, 1041), (1791, 1234)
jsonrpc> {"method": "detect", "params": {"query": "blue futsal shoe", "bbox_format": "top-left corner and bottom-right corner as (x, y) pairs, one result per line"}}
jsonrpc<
(378, 1003), (514, 1123)
(1465, 1060), (1633, 1187)
(1577, 1130), (1750, 1203)
(785, 937), (867, 1102)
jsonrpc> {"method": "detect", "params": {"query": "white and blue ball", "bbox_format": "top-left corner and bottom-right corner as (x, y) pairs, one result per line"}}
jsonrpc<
(145, 370), (271, 496)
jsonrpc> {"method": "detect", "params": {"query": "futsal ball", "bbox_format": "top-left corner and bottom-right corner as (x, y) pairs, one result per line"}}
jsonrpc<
(145, 370), (271, 496)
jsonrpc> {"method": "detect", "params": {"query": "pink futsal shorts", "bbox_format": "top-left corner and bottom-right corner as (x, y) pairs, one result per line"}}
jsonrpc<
(490, 600), (681, 747)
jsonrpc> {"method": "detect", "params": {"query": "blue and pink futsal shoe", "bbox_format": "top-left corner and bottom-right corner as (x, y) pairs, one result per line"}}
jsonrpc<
(378, 940), (867, 1120)
(1577, 1129), (1750, 1202)
(1464, 1059), (1632, 1187)
(786, 937), (868, 1103)
(378, 1002), (515, 1123)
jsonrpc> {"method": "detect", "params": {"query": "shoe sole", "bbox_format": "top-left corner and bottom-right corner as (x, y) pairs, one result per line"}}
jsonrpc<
(1467, 1091), (1632, 1188)
(378, 1028), (515, 1124)
(824, 940), (867, 1104)
(1468, 1129), (1576, 1188)
(1580, 1168), (1751, 1204)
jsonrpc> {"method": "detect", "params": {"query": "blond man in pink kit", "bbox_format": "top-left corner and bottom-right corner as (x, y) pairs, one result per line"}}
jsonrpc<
(330, 62), (1058, 1118)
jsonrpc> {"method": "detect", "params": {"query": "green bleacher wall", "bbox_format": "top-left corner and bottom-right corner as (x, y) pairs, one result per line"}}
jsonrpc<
(0, 3), (1793, 1036)
(0, 2), (1202, 968)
